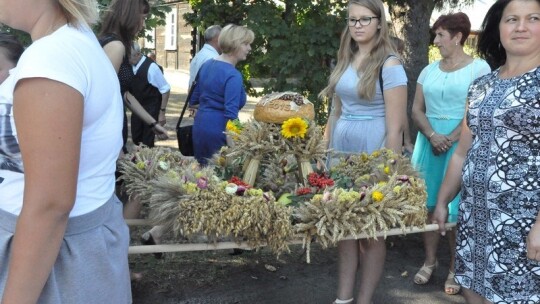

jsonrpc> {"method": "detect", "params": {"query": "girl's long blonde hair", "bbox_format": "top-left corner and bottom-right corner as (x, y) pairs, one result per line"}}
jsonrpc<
(320, 0), (397, 101)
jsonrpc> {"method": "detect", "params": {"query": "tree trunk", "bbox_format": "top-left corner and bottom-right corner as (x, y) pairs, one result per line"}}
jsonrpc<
(389, 0), (436, 141)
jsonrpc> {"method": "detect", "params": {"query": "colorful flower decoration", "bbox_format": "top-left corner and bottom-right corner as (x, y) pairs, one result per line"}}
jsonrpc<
(159, 161), (169, 170)
(225, 183), (238, 195)
(196, 177), (208, 189)
(136, 161), (145, 170)
(226, 119), (244, 134)
(307, 172), (334, 189)
(371, 191), (384, 202)
(281, 117), (308, 139)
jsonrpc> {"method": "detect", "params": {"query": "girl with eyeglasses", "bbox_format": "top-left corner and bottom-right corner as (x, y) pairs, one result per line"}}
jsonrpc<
(320, 0), (408, 303)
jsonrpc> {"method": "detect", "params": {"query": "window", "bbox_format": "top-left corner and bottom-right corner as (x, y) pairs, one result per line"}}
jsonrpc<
(164, 10), (177, 50)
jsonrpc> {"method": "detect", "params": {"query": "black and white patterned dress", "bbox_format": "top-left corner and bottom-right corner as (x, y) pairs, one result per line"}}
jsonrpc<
(456, 67), (540, 303)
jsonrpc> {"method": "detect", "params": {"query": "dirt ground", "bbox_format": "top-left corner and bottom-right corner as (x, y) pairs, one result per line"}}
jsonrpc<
(128, 74), (466, 304)
(129, 233), (465, 304)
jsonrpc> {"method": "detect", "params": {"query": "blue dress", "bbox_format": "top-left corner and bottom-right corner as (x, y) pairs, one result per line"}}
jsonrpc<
(330, 62), (407, 156)
(411, 59), (490, 222)
(190, 59), (246, 165)
(456, 67), (540, 303)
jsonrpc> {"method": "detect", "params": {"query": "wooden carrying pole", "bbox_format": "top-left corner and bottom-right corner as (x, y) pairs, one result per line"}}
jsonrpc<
(127, 222), (456, 255)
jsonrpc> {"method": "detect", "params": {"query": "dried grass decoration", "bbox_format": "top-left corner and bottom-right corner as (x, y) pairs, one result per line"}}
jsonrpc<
(216, 116), (328, 191)
(294, 149), (427, 260)
(117, 146), (191, 203)
(118, 146), (292, 255)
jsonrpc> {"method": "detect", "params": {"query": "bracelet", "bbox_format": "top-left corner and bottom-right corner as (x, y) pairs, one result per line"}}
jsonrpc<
(149, 121), (157, 128)
(428, 131), (435, 139)
(160, 108), (166, 111)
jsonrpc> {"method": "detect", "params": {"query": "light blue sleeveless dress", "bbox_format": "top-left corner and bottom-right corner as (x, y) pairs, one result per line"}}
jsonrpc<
(330, 62), (407, 156)
(411, 59), (490, 222)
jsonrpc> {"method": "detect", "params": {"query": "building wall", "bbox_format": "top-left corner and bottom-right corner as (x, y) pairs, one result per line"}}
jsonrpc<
(143, 1), (193, 72)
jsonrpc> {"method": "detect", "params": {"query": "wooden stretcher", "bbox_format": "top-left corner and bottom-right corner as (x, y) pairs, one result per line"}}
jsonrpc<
(126, 220), (456, 254)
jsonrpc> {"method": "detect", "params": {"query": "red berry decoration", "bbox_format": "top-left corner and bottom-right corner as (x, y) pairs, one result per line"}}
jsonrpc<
(229, 176), (251, 188)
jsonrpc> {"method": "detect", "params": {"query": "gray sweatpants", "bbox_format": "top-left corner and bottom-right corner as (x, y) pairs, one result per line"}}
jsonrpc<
(0, 195), (132, 303)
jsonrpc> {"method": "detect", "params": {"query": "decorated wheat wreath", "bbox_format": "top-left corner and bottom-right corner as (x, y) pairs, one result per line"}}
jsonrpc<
(118, 91), (427, 259)
(118, 146), (293, 256)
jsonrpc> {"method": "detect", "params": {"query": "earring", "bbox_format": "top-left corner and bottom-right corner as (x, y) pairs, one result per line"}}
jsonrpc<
(455, 41), (458, 46)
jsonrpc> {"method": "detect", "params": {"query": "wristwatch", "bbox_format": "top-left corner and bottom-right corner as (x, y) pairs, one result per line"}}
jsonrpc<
(160, 108), (166, 112)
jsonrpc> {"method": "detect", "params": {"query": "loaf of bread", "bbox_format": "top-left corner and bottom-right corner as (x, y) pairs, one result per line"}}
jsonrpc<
(253, 92), (315, 123)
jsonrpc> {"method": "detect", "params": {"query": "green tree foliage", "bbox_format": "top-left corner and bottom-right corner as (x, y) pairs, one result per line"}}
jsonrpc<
(96, 0), (170, 41)
(428, 44), (477, 63)
(185, 0), (348, 125)
(0, 0), (170, 47)
(0, 27), (31, 46)
(184, 0), (479, 126)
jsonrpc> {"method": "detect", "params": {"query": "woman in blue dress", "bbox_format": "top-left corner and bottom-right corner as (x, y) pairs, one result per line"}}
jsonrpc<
(434, 0), (540, 302)
(190, 24), (254, 165)
(320, 0), (408, 303)
(411, 12), (490, 295)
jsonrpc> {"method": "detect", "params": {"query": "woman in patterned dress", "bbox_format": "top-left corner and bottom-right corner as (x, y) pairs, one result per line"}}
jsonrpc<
(320, 0), (408, 303)
(433, 0), (540, 302)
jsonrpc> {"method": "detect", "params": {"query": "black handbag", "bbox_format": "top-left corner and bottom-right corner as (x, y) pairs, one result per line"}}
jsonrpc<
(176, 72), (199, 156)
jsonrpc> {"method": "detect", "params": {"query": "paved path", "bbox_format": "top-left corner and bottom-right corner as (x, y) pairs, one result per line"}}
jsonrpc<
(142, 69), (256, 151)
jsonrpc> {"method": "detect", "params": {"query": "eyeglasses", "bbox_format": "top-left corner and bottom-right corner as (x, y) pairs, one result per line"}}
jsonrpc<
(347, 16), (379, 27)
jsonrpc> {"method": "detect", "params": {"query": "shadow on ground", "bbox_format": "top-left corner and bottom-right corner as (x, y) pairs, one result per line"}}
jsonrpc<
(130, 233), (465, 304)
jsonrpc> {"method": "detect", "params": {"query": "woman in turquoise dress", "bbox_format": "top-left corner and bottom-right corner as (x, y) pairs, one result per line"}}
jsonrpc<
(411, 12), (490, 295)
(320, 1), (408, 303)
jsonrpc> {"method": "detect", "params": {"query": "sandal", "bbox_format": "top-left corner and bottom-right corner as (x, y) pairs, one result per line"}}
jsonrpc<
(414, 261), (437, 285)
(333, 298), (353, 304)
(445, 271), (461, 295)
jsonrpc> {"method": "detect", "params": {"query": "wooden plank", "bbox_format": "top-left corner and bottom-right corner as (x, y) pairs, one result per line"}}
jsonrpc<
(128, 223), (456, 254)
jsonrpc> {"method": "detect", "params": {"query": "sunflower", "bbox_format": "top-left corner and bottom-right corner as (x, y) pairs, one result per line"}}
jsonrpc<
(281, 117), (308, 139)
(226, 119), (243, 134)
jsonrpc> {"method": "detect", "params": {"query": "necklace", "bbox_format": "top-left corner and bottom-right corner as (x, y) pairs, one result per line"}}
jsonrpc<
(441, 57), (465, 71)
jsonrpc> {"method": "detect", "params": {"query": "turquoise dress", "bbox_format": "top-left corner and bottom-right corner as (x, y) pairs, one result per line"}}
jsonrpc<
(411, 59), (490, 222)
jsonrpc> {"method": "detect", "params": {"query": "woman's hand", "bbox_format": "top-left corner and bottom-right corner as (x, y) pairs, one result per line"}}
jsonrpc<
(432, 202), (449, 236)
(430, 133), (453, 155)
(527, 222), (540, 261)
(152, 123), (169, 140)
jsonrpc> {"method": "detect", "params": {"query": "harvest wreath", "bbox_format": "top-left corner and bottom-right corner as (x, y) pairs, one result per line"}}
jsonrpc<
(118, 92), (427, 260)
